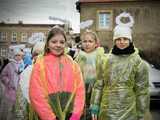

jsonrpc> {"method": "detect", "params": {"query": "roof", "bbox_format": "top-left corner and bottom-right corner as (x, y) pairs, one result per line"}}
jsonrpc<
(79, 0), (143, 3)
(0, 22), (64, 27)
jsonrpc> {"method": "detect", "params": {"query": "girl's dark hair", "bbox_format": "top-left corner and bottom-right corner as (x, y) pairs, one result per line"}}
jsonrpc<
(44, 26), (67, 55)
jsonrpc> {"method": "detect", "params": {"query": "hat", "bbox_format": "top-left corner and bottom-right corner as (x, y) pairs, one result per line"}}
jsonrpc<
(13, 48), (24, 56)
(113, 12), (134, 42)
(113, 25), (132, 41)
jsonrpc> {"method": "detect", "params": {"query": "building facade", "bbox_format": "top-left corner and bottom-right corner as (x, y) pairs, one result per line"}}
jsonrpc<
(77, 0), (160, 68)
(0, 22), (65, 57)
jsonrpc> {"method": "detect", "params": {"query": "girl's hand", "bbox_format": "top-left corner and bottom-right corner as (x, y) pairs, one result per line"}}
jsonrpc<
(69, 113), (79, 120)
(92, 114), (97, 120)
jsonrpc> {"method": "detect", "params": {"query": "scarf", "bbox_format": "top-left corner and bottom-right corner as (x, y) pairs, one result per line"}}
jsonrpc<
(112, 43), (135, 55)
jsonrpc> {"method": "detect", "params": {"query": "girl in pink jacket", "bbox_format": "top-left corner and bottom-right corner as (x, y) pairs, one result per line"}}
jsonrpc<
(29, 26), (85, 120)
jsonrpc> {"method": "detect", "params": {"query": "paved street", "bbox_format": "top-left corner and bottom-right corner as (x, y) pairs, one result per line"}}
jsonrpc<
(150, 101), (160, 120)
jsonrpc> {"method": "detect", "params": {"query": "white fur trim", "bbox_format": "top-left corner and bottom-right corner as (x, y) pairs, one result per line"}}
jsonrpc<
(116, 12), (134, 27)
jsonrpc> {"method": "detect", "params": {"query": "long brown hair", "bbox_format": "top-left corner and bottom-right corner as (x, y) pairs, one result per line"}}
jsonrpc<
(44, 26), (67, 55)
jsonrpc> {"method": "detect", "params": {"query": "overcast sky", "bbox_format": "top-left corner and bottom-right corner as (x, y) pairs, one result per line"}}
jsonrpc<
(0, 0), (80, 33)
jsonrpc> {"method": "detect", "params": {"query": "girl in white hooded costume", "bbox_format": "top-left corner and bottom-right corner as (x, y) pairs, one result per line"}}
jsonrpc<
(15, 41), (45, 120)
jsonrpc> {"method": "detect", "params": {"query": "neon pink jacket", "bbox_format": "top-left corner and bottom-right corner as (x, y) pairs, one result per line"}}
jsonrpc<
(29, 53), (85, 120)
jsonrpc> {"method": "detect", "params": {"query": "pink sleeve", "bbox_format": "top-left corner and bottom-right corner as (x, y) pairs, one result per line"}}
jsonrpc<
(29, 63), (56, 120)
(72, 62), (85, 119)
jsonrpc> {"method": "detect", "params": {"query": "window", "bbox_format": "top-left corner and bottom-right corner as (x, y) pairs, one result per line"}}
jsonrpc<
(11, 32), (17, 42)
(97, 10), (113, 31)
(0, 32), (7, 41)
(0, 48), (8, 57)
(21, 32), (28, 42)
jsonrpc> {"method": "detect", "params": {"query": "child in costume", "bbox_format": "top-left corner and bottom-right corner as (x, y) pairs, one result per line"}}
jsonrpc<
(15, 41), (45, 120)
(29, 26), (85, 120)
(75, 30), (105, 120)
(90, 12), (150, 120)
(0, 48), (24, 120)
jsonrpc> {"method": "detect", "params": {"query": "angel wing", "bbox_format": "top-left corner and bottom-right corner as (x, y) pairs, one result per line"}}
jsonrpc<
(28, 32), (46, 45)
(80, 20), (94, 29)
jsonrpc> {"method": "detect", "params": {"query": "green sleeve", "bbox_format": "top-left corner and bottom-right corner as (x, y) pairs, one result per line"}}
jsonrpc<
(90, 53), (108, 114)
(134, 60), (150, 119)
(74, 53), (86, 73)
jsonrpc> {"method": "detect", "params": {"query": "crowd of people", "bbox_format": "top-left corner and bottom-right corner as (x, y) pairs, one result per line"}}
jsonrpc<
(0, 12), (151, 120)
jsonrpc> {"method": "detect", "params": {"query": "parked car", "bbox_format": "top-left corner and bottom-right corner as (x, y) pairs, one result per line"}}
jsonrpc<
(149, 64), (160, 101)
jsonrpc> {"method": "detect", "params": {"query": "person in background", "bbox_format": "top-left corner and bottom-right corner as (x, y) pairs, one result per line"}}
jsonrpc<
(29, 26), (85, 120)
(0, 48), (24, 120)
(75, 30), (105, 120)
(0, 57), (10, 74)
(67, 36), (81, 60)
(90, 12), (150, 120)
(0, 57), (5, 105)
(23, 48), (32, 69)
(15, 41), (45, 120)
(67, 43), (81, 60)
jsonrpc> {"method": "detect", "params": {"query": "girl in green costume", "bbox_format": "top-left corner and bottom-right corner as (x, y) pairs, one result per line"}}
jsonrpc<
(75, 30), (105, 120)
(90, 12), (150, 120)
